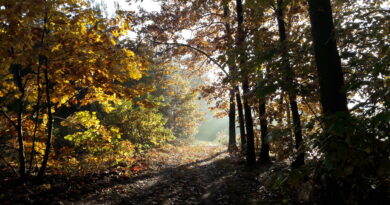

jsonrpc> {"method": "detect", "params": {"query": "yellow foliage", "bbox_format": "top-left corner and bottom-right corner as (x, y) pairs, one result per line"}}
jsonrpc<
(0, 0), (157, 175)
(109, 38), (116, 45)
(51, 43), (62, 52)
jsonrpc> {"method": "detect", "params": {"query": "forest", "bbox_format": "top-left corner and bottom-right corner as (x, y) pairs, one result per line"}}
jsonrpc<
(0, 0), (389, 204)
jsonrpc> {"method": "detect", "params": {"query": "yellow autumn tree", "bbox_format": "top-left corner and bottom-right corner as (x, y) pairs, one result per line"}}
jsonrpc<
(0, 0), (146, 179)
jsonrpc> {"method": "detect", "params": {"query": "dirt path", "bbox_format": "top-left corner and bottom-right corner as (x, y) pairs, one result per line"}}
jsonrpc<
(69, 143), (280, 205)
(3, 142), (281, 204)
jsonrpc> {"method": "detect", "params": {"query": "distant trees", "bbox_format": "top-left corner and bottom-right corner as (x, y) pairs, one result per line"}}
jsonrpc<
(155, 68), (204, 139)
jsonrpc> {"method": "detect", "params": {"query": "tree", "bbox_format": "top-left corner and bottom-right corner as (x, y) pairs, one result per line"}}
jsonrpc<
(3, 64), (27, 179)
(275, 0), (304, 168)
(0, 0), (145, 178)
(161, 70), (204, 139)
(223, 1), (238, 151)
(235, 0), (256, 166)
(308, 0), (349, 122)
(235, 87), (247, 152)
(258, 98), (270, 164)
(307, 0), (351, 203)
(228, 89), (237, 150)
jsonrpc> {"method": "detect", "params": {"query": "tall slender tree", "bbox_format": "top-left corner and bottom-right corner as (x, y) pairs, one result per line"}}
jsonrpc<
(38, 62), (53, 178)
(228, 89), (237, 150)
(9, 64), (27, 179)
(275, 0), (304, 168)
(235, 87), (246, 152)
(223, 2), (238, 151)
(236, 0), (256, 166)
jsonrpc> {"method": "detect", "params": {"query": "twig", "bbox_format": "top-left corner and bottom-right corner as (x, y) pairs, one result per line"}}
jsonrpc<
(0, 110), (18, 129)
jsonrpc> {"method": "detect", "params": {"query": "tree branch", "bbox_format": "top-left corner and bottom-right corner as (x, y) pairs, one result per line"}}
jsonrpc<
(0, 110), (18, 129)
(147, 38), (230, 77)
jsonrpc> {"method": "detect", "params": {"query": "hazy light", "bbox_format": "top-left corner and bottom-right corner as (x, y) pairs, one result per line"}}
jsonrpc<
(101, 0), (231, 142)
(102, 0), (161, 15)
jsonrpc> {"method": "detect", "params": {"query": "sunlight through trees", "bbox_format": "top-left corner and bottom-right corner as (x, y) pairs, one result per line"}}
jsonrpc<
(1, 0), (388, 204)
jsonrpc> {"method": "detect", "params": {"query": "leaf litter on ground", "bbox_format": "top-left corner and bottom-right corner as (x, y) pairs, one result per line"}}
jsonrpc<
(0, 140), (283, 204)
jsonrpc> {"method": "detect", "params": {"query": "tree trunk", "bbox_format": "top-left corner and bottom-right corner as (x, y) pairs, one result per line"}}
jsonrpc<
(28, 16), (47, 174)
(222, 0), (246, 153)
(276, 0), (304, 168)
(17, 94), (26, 179)
(10, 64), (26, 179)
(286, 96), (292, 136)
(289, 95), (304, 168)
(228, 89), (238, 151)
(28, 60), (42, 174)
(223, 2), (238, 152)
(38, 67), (53, 178)
(308, 0), (350, 203)
(242, 81), (256, 166)
(236, 0), (256, 167)
(308, 0), (349, 118)
(259, 99), (270, 164)
(235, 86), (246, 152)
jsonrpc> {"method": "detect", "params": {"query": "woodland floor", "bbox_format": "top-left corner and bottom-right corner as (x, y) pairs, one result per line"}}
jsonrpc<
(1, 142), (284, 205)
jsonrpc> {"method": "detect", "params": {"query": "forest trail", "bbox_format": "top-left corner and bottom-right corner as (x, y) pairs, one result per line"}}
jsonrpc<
(23, 142), (279, 205)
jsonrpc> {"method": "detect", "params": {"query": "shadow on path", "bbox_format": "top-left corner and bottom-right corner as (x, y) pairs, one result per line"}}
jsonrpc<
(20, 148), (280, 205)
(80, 151), (277, 205)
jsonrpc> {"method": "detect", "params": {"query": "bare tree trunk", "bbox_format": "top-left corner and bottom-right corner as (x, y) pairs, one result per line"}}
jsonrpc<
(242, 81), (256, 166)
(28, 10), (48, 174)
(228, 89), (237, 151)
(259, 99), (270, 164)
(289, 95), (304, 168)
(308, 0), (350, 203)
(308, 0), (349, 120)
(38, 66), (53, 178)
(17, 96), (26, 179)
(275, 0), (304, 168)
(10, 64), (27, 179)
(236, 0), (256, 167)
(285, 96), (293, 138)
(235, 86), (246, 152)
(28, 60), (41, 174)
(223, 2), (237, 152)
